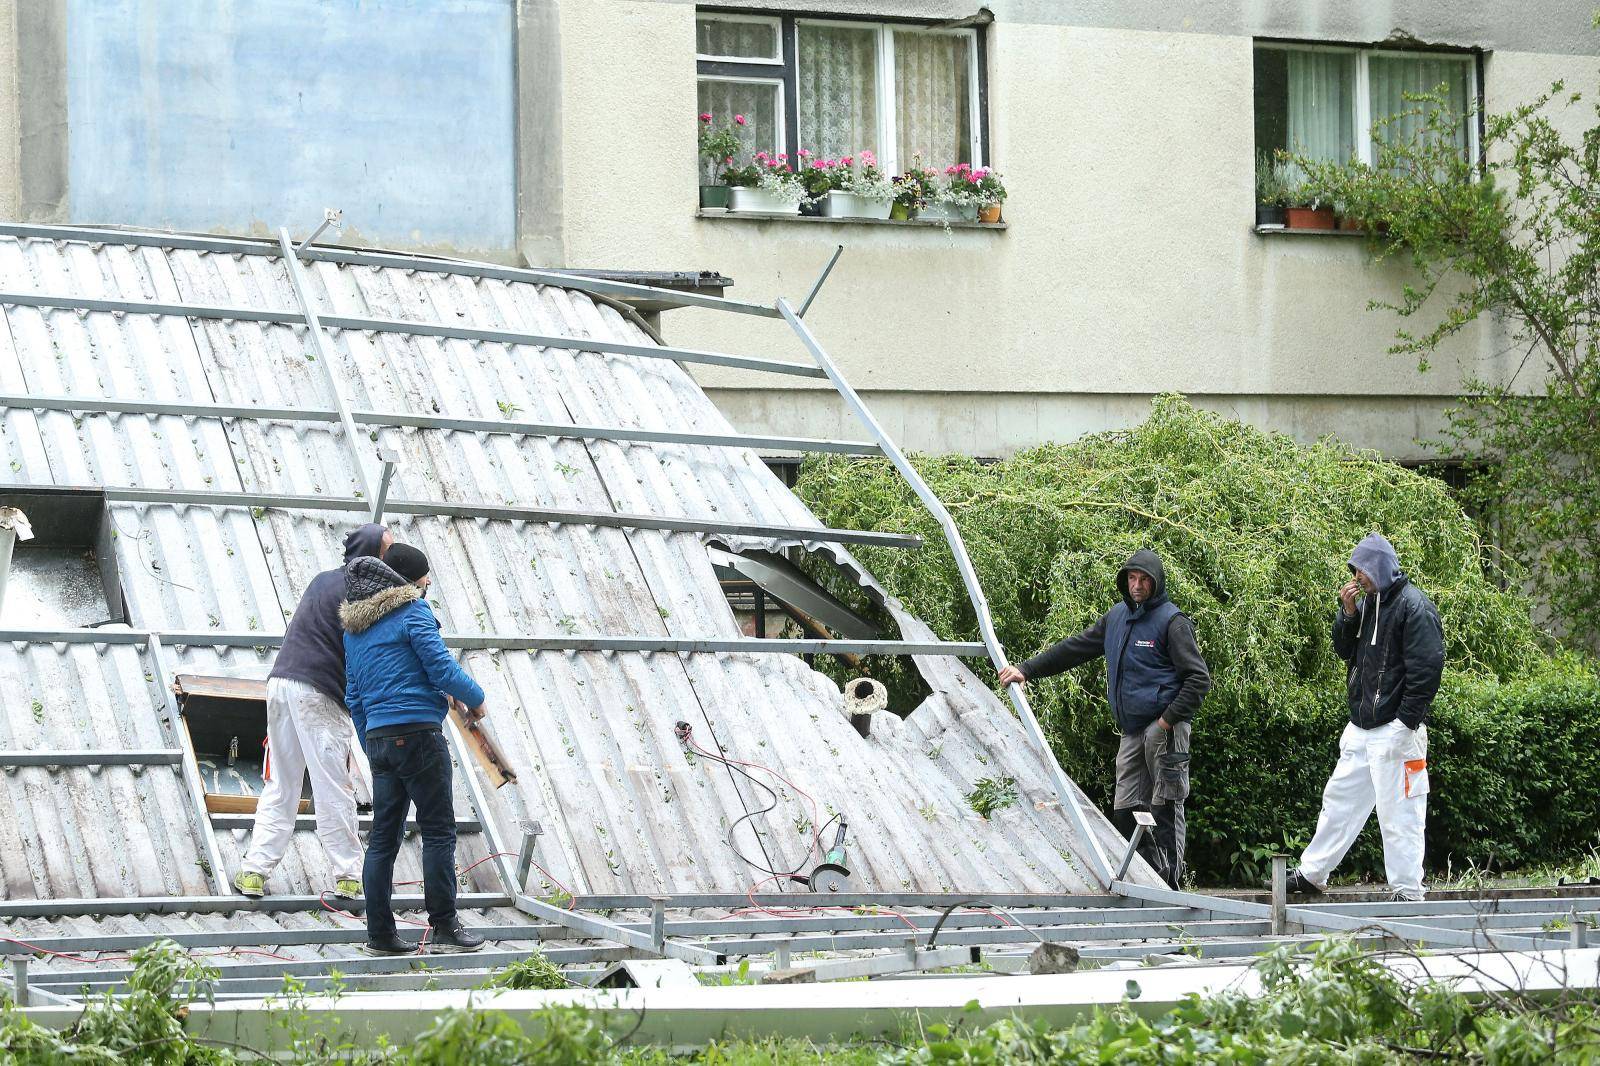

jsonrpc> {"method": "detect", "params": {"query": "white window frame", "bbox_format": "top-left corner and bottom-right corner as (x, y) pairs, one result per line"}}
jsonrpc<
(795, 17), (982, 175)
(695, 12), (784, 65)
(694, 74), (787, 157)
(1256, 42), (1479, 167)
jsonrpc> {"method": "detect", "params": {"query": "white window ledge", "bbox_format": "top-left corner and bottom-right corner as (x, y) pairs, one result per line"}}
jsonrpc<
(1254, 224), (1372, 237)
(697, 209), (1006, 231)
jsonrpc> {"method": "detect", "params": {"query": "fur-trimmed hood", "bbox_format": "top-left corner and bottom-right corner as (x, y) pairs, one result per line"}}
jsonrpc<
(340, 557), (422, 634)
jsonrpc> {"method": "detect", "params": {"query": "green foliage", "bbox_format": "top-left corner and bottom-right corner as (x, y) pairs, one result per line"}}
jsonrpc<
(964, 777), (1018, 819)
(1293, 67), (1600, 639)
(795, 396), (1592, 882)
(481, 952), (571, 991)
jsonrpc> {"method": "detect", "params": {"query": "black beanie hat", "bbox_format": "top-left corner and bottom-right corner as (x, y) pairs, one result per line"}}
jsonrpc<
(385, 543), (430, 583)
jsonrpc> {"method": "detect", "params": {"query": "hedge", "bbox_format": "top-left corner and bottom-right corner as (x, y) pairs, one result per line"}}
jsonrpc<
(795, 395), (1600, 883)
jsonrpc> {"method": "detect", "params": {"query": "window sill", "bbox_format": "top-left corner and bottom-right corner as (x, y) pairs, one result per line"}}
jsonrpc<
(697, 209), (1007, 231)
(1253, 224), (1371, 237)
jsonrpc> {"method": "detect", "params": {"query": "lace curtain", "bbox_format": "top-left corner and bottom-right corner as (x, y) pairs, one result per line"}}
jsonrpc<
(895, 31), (972, 166)
(696, 17), (777, 60)
(797, 23), (879, 159)
(1369, 54), (1471, 158)
(1286, 50), (1356, 164)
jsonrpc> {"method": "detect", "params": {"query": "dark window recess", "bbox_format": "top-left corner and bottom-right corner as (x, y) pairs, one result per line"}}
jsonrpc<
(1253, 47), (1290, 160)
(173, 674), (299, 816)
(762, 456), (801, 487)
(0, 487), (126, 628)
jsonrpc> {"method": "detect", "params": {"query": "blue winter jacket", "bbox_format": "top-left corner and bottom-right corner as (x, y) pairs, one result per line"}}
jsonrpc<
(339, 557), (485, 745)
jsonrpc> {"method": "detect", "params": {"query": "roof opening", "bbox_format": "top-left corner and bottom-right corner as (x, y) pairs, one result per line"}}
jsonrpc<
(174, 674), (306, 816)
(0, 488), (125, 628)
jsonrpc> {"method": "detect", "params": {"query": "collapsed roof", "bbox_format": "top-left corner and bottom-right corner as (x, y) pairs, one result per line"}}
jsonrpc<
(0, 223), (1140, 927)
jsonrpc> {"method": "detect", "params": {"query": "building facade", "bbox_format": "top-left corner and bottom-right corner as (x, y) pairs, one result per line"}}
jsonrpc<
(0, 0), (1595, 459)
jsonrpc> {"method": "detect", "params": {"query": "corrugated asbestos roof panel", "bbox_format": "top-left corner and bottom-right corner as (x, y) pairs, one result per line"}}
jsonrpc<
(0, 228), (1147, 910)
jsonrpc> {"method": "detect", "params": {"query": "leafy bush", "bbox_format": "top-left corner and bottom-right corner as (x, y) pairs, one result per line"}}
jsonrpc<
(795, 396), (1597, 882)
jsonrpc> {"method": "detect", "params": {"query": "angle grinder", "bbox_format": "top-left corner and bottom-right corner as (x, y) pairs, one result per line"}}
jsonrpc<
(808, 818), (853, 893)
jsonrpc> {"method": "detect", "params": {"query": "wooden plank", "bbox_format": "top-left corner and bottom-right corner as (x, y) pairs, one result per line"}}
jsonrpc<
(449, 700), (516, 789)
(174, 674), (268, 702)
(205, 794), (311, 815)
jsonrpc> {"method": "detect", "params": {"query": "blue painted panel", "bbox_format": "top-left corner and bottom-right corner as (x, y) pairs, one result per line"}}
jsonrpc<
(67, 0), (516, 252)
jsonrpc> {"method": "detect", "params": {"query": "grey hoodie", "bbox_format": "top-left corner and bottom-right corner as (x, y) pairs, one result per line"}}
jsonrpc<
(1333, 533), (1445, 729)
(267, 523), (387, 704)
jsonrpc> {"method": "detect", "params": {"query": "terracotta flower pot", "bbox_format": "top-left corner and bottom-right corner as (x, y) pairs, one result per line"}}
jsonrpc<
(978, 203), (1003, 224)
(1337, 215), (1366, 231)
(1285, 206), (1336, 230)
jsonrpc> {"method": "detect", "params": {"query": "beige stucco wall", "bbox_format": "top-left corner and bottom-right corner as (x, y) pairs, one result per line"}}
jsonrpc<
(558, 2), (1596, 457)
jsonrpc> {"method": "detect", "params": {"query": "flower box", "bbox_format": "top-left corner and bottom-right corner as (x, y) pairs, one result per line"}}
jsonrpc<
(919, 202), (979, 223)
(822, 190), (893, 220)
(730, 186), (800, 215)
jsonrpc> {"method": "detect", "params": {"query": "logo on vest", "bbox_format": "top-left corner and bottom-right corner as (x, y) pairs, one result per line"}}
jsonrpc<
(1134, 639), (1156, 649)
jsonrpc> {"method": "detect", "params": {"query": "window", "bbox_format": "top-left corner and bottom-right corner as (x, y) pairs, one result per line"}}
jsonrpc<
(696, 10), (986, 175)
(1254, 43), (1478, 168)
(0, 488), (124, 628)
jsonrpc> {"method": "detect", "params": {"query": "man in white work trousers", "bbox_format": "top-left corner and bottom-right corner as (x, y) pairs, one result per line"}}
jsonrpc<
(1286, 533), (1444, 902)
(233, 523), (391, 901)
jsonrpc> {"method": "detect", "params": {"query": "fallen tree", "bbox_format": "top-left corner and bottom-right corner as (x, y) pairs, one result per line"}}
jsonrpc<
(797, 395), (1600, 883)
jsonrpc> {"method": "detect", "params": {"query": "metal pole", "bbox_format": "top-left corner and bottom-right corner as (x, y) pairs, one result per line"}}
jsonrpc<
(148, 635), (231, 895)
(1572, 909), (1589, 949)
(1114, 816), (1152, 881)
(10, 957), (26, 1006)
(276, 227), (376, 504)
(516, 821), (543, 894)
(651, 897), (668, 952)
(443, 716), (518, 896)
(798, 245), (844, 317)
(297, 208), (342, 254)
(775, 940), (791, 971)
(1270, 856), (1288, 936)
(371, 449), (400, 522)
(776, 298), (1114, 889)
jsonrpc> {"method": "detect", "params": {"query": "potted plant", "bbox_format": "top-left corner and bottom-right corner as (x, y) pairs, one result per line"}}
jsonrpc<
(890, 158), (938, 220)
(726, 151), (804, 214)
(697, 113), (743, 210)
(972, 167), (1007, 223)
(798, 153), (839, 216)
(921, 162), (982, 223)
(823, 151), (895, 219)
(1286, 166), (1337, 228)
(1254, 152), (1288, 227)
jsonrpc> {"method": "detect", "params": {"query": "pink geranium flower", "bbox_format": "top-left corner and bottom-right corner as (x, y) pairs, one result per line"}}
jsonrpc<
(699, 112), (712, 123)
(734, 114), (747, 126)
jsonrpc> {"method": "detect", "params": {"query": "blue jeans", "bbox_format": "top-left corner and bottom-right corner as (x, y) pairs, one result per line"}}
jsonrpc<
(363, 728), (457, 937)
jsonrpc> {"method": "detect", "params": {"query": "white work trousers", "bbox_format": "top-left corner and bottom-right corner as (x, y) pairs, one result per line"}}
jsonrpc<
(1298, 718), (1429, 898)
(242, 677), (371, 881)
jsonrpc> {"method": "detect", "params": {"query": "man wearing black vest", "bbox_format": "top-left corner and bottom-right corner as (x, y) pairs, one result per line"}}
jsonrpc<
(998, 549), (1211, 887)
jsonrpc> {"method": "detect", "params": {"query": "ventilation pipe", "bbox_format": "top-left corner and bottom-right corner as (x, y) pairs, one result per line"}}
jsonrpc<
(843, 677), (887, 737)
(0, 508), (34, 619)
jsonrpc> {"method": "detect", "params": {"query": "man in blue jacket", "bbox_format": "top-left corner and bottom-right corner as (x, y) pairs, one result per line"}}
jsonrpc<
(234, 522), (390, 902)
(998, 549), (1211, 887)
(341, 543), (488, 954)
(1286, 533), (1443, 902)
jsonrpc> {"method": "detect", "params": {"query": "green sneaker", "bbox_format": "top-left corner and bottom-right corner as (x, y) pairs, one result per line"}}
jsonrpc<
(233, 870), (265, 899)
(333, 878), (362, 901)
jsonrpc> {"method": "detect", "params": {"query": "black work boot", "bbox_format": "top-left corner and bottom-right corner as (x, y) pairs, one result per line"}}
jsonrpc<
(1281, 869), (1324, 896)
(428, 920), (485, 953)
(364, 931), (417, 956)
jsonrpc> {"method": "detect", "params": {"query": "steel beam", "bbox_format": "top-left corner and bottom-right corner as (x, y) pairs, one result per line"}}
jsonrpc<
(444, 715), (517, 896)
(149, 634), (232, 895)
(277, 228), (376, 504)
(0, 749), (182, 767)
(0, 289), (816, 377)
(0, 627), (982, 657)
(577, 892), (1130, 910)
(208, 813), (483, 833)
(513, 895), (719, 966)
(1111, 882), (1559, 952)
(0, 892), (510, 919)
(0, 222), (783, 318)
(0, 393), (881, 456)
(90, 484), (921, 548)
(778, 298), (1115, 889)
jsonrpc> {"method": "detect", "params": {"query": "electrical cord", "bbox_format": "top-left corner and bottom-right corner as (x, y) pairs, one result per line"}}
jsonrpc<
(925, 898), (1044, 948)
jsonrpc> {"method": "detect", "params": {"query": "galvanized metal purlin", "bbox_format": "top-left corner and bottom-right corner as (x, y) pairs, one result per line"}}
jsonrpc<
(89, 484), (920, 548)
(443, 715), (518, 896)
(0, 289), (821, 377)
(0, 749), (182, 767)
(276, 227), (376, 505)
(574, 892), (1131, 910)
(0, 891), (512, 919)
(147, 633), (232, 896)
(777, 298), (1116, 890)
(0, 392), (882, 456)
(0, 221), (783, 319)
(513, 894), (721, 966)
(0, 627), (985, 658)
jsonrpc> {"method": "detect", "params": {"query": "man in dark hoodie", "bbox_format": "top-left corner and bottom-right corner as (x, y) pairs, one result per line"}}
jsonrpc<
(341, 544), (488, 955)
(998, 550), (1210, 887)
(234, 523), (391, 901)
(1286, 533), (1443, 902)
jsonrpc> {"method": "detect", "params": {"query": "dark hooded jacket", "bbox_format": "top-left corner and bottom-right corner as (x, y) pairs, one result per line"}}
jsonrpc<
(340, 556), (485, 741)
(1334, 533), (1444, 730)
(1020, 550), (1212, 735)
(267, 523), (387, 704)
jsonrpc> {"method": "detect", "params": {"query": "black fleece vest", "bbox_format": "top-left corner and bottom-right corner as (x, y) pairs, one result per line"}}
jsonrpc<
(1104, 598), (1182, 735)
